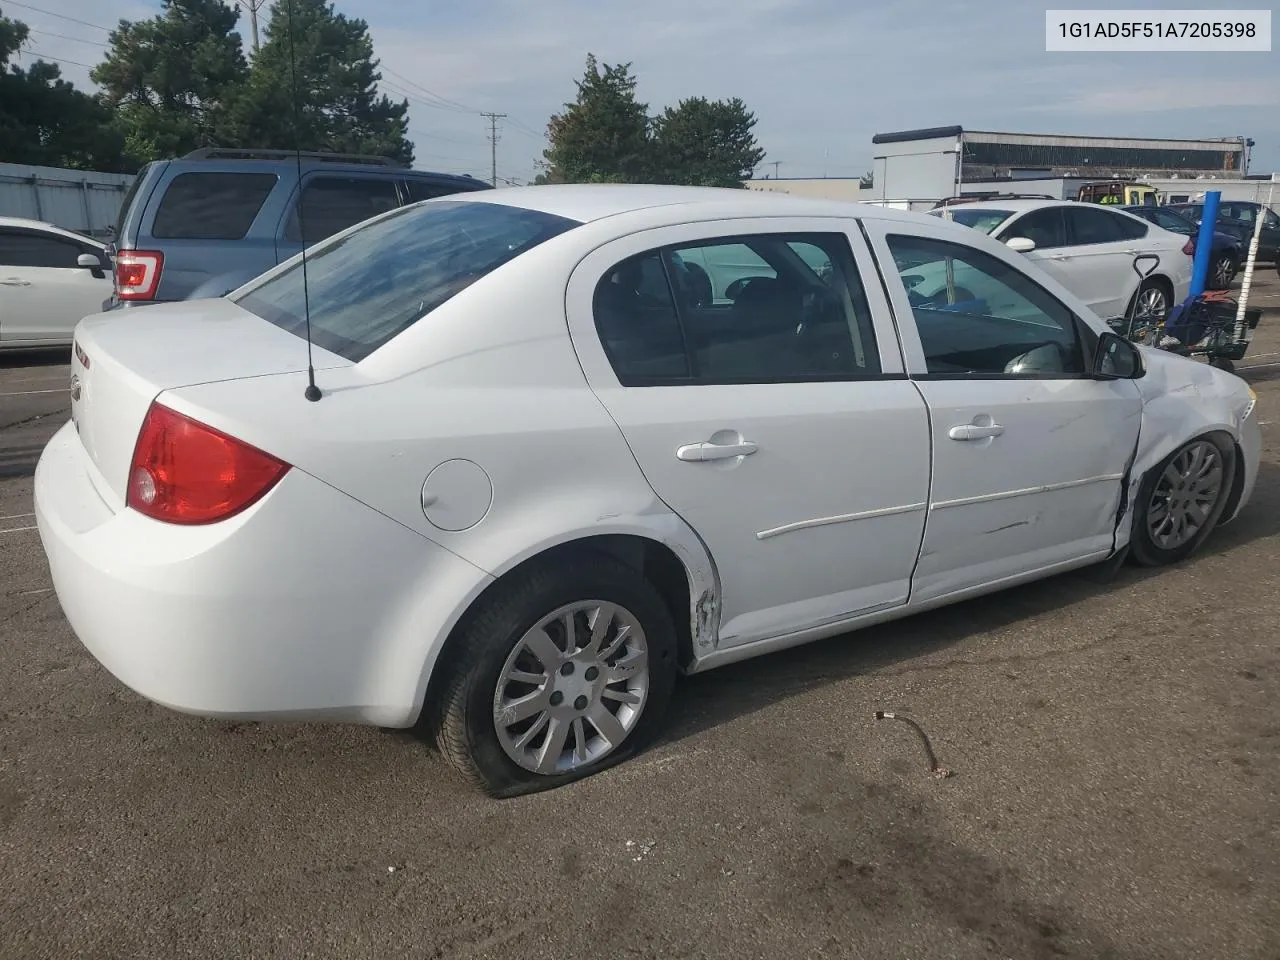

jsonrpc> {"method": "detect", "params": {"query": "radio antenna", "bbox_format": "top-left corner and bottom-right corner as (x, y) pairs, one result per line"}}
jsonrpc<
(286, 0), (321, 402)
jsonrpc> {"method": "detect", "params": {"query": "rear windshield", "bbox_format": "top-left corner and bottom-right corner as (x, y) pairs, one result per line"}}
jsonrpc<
(233, 199), (581, 362)
(935, 208), (1013, 234)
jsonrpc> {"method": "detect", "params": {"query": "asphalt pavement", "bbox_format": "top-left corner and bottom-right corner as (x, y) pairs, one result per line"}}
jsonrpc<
(2, 279), (1279, 959)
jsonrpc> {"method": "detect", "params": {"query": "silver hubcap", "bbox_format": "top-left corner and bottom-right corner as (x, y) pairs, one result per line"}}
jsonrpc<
(1134, 286), (1168, 324)
(1213, 257), (1232, 286)
(1147, 441), (1224, 550)
(494, 601), (649, 775)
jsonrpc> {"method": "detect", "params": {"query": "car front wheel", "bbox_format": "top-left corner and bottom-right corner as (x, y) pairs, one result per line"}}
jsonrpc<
(1129, 435), (1236, 567)
(430, 554), (678, 797)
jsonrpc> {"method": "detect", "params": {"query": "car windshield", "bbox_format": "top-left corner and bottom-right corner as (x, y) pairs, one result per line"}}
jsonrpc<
(233, 199), (581, 362)
(935, 208), (1013, 234)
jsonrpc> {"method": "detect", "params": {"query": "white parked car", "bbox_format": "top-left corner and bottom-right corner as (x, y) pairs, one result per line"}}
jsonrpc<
(34, 186), (1260, 796)
(930, 199), (1193, 329)
(0, 216), (113, 350)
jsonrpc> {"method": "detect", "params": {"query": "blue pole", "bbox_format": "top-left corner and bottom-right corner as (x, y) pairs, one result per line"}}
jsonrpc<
(1187, 190), (1220, 300)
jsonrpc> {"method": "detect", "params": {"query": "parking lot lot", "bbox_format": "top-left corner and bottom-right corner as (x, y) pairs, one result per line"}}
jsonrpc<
(2, 279), (1279, 959)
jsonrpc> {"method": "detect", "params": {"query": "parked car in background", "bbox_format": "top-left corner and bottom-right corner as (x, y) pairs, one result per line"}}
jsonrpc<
(1078, 180), (1158, 206)
(1121, 204), (1241, 289)
(0, 216), (113, 350)
(35, 186), (1259, 796)
(1167, 201), (1280, 265)
(106, 148), (492, 309)
(930, 199), (1192, 326)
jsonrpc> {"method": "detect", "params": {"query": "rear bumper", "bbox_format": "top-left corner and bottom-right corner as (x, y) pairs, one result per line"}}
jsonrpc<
(34, 421), (492, 726)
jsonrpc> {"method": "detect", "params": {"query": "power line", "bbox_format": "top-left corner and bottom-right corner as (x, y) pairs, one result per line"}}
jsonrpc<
(27, 28), (109, 48)
(380, 65), (477, 115)
(481, 112), (506, 187)
(4, 1), (111, 33)
(381, 79), (477, 117)
(20, 47), (94, 69)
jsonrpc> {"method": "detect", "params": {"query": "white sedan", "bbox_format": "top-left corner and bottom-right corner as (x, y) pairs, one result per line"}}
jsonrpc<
(0, 216), (113, 350)
(930, 199), (1193, 329)
(34, 185), (1261, 797)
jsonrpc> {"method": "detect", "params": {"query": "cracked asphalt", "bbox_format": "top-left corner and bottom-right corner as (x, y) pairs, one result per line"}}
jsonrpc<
(2, 276), (1279, 959)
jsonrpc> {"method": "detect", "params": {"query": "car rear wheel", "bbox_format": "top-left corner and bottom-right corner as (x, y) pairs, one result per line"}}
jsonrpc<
(1210, 253), (1235, 290)
(430, 554), (678, 797)
(1130, 278), (1171, 332)
(1129, 435), (1236, 567)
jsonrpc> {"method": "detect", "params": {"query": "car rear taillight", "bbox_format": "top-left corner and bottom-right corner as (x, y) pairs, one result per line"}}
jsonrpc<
(114, 250), (164, 300)
(1182, 239), (1195, 256)
(127, 403), (290, 525)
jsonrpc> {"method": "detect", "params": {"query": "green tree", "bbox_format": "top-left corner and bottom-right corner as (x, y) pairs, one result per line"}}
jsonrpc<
(91, 0), (248, 161)
(0, 8), (128, 170)
(649, 97), (764, 187)
(540, 55), (651, 184)
(229, 0), (412, 164)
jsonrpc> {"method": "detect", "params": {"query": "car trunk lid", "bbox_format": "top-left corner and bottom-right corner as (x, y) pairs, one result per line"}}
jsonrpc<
(69, 297), (349, 504)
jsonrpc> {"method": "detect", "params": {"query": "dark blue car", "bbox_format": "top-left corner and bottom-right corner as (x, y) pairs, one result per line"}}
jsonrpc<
(1122, 205), (1241, 290)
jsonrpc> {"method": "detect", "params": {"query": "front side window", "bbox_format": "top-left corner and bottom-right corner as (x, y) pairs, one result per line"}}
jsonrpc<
(151, 172), (278, 240)
(284, 176), (401, 245)
(235, 200), (580, 361)
(0, 230), (85, 268)
(592, 233), (881, 386)
(887, 233), (1084, 377)
(999, 208), (1065, 249)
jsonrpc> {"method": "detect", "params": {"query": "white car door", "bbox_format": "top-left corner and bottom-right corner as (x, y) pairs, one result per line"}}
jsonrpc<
(0, 226), (111, 343)
(1057, 206), (1144, 320)
(565, 218), (932, 649)
(862, 217), (1144, 604)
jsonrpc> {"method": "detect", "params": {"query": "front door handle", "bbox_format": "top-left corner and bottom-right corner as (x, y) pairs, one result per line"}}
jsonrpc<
(0, 278), (31, 286)
(949, 423), (1004, 441)
(677, 440), (759, 462)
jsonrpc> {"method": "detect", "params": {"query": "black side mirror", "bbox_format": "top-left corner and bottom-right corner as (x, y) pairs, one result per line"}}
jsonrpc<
(1093, 331), (1144, 379)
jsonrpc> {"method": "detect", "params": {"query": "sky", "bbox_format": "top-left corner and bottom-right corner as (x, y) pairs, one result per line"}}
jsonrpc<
(8, 0), (1279, 183)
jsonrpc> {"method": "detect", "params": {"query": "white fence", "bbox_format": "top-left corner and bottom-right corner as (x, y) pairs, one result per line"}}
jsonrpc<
(0, 162), (136, 240)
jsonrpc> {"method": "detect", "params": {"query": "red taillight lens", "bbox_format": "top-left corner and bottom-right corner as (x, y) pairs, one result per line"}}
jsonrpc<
(1182, 239), (1196, 256)
(114, 250), (164, 300)
(127, 403), (290, 524)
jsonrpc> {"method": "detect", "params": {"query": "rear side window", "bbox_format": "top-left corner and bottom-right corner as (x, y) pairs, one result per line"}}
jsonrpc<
(0, 229), (85, 268)
(1111, 213), (1148, 240)
(1066, 207), (1126, 245)
(114, 164), (150, 241)
(284, 176), (400, 245)
(234, 200), (580, 362)
(151, 172), (278, 240)
(404, 179), (472, 203)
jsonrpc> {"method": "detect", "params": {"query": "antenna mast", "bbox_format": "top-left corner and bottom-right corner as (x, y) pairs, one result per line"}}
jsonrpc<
(285, 0), (321, 402)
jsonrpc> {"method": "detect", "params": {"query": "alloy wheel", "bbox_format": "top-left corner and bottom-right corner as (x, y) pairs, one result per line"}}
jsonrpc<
(493, 601), (650, 775)
(1146, 440), (1224, 550)
(1133, 285), (1169, 326)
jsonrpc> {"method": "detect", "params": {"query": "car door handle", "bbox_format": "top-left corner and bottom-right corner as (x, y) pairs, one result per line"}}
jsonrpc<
(949, 423), (1004, 441)
(676, 440), (759, 462)
(0, 278), (31, 286)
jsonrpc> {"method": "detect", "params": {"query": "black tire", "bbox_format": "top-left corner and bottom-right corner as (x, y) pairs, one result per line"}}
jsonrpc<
(1209, 357), (1235, 373)
(1129, 434), (1236, 567)
(427, 553), (678, 798)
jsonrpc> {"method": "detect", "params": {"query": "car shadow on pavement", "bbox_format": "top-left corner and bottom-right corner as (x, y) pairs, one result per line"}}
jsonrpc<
(0, 348), (69, 369)
(662, 460), (1280, 748)
(0, 441), (51, 479)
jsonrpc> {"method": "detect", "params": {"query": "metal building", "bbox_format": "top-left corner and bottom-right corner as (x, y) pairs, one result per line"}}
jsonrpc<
(0, 162), (136, 240)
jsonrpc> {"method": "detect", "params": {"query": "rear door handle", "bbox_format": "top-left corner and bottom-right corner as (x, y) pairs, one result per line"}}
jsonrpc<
(0, 278), (31, 286)
(949, 423), (1004, 441)
(677, 440), (759, 462)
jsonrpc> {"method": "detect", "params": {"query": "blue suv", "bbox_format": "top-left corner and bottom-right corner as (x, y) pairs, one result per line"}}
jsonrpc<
(106, 148), (491, 309)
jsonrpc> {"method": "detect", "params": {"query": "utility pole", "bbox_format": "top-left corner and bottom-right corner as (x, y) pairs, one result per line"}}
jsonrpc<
(481, 112), (507, 186)
(237, 0), (267, 53)
(769, 160), (782, 179)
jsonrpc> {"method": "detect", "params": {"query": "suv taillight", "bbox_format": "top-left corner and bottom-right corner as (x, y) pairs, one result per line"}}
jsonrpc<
(127, 403), (290, 525)
(114, 250), (164, 300)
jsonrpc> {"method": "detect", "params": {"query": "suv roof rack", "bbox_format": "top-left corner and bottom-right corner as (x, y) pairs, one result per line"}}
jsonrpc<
(181, 147), (405, 168)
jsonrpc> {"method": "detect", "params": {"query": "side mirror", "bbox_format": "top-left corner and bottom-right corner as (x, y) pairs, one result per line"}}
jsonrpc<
(1093, 331), (1144, 379)
(1006, 237), (1036, 253)
(77, 252), (107, 279)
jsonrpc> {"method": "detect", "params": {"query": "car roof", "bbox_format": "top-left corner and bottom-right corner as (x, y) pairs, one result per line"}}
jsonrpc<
(937, 198), (1073, 214)
(438, 183), (938, 226)
(0, 216), (105, 246)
